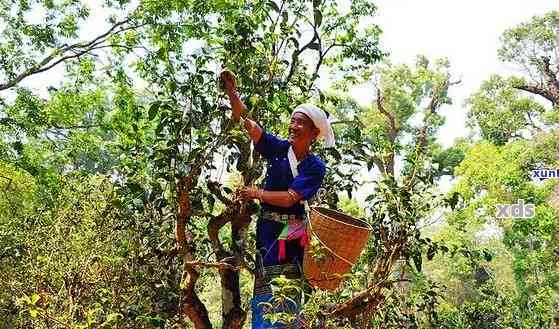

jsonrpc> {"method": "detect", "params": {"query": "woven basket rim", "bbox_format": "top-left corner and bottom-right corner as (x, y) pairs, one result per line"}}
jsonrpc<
(310, 206), (372, 232)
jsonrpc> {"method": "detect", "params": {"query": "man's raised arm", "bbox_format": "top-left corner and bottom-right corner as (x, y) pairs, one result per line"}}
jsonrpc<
(220, 70), (262, 143)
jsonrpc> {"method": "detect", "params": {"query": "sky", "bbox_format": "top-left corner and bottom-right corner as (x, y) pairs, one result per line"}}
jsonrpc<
(366, 0), (558, 148)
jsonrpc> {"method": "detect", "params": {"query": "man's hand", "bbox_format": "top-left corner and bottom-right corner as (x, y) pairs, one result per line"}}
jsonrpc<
(220, 70), (237, 95)
(220, 70), (244, 122)
(238, 186), (262, 202)
(219, 70), (262, 142)
(243, 117), (258, 133)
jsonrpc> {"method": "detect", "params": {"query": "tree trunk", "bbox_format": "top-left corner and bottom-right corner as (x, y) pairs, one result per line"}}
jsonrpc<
(218, 247), (246, 329)
(176, 173), (212, 329)
(220, 209), (251, 329)
(181, 276), (213, 329)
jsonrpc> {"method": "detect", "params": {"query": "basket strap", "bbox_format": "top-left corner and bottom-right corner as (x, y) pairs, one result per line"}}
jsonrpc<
(287, 146), (311, 215)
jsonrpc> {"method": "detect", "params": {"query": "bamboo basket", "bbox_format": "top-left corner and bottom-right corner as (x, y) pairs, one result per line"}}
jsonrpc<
(303, 207), (372, 291)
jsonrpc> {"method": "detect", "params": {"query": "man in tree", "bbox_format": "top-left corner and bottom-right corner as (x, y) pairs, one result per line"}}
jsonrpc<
(221, 70), (334, 328)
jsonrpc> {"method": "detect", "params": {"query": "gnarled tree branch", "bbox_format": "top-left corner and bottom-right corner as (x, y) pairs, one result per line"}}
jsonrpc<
(176, 170), (211, 329)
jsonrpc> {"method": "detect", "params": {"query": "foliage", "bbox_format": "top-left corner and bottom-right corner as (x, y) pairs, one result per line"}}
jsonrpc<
(2, 2), (559, 329)
(455, 11), (559, 328)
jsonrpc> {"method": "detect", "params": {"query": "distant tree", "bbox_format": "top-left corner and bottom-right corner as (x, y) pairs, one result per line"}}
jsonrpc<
(452, 10), (559, 328)
(467, 11), (559, 146)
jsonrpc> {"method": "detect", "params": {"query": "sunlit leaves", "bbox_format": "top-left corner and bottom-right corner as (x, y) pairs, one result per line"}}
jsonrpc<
(466, 75), (547, 145)
(498, 11), (559, 71)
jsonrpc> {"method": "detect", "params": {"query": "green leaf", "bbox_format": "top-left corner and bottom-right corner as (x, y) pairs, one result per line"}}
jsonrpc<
(483, 250), (493, 262)
(12, 141), (24, 154)
(413, 254), (422, 272)
(30, 293), (40, 305)
(167, 80), (177, 93)
(105, 312), (124, 323)
(148, 101), (161, 121)
(17, 295), (31, 305)
(208, 195), (215, 213)
(29, 308), (38, 318)
(267, 0), (280, 12)
(314, 9), (322, 28)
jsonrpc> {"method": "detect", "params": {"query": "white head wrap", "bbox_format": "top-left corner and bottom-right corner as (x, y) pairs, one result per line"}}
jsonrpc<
(291, 103), (335, 148)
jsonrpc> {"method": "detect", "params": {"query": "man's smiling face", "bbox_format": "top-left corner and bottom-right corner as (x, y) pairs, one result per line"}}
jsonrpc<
(288, 112), (320, 146)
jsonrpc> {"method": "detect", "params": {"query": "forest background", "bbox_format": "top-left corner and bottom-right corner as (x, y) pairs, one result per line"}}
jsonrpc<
(1, 0), (558, 328)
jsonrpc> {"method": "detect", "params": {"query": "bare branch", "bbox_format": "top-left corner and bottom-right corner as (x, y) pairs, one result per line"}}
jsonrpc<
(186, 260), (242, 271)
(516, 83), (557, 105)
(175, 169), (212, 329)
(208, 213), (230, 256)
(376, 87), (397, 138)
(0, 18), (146, 91)
(284, 26), (319, 85)
(331, 120), (366, 128)
(207, 180), (233, 206)
(376, 87), (396, 175)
